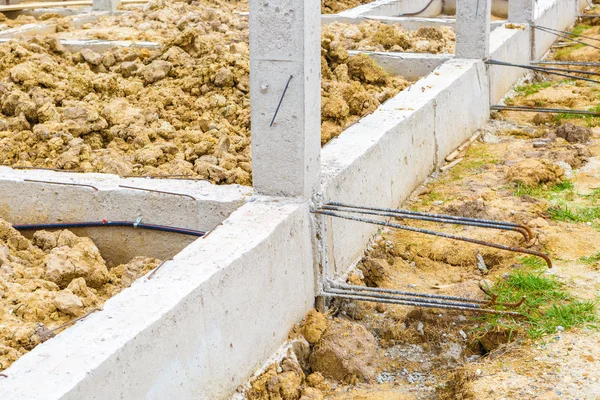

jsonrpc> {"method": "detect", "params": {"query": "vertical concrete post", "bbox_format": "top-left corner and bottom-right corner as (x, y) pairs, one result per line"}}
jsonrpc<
(508, 0), (535, 23)
(456, 0), (492, 59)
(250, 0), (321, 198)
(92, 0), (121, 12)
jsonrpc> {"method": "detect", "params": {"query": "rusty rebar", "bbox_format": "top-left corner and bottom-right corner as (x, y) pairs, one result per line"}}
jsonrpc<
(23, 179), (99, 191)
(316, 210), (552, 268)
(118, 185), (196, 201)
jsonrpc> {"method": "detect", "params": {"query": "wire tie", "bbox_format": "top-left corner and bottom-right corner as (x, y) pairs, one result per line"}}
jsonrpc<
(134, 217), (142, 228)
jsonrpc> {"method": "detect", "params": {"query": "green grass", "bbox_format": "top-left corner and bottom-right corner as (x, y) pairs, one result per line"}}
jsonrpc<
(448, 146), (499, 181)
(554, 105), (600, 128)
(513, 180), (575, 200)
(579, 251), (600, 265)
(514, 82), (553, 96)
(571, 24), (593, 36)
(480, 269), (599, 340)
(518, 255), (547, 269)
(548, 205), (600, 223)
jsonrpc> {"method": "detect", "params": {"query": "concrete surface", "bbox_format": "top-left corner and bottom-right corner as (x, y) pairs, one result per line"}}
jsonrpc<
(250, 0), (321, 197)
(456, 0), (492, 59)
(0, 200), (315, 400)
(354, 50), (451, 81)
(0, 167), (249, 263)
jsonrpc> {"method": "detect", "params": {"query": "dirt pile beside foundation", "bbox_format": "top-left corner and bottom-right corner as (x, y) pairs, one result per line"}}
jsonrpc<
(0, 219), (159, 371)
(322, 21), (455, 53)
(555, 122), (591, 143)
(322, 0), (372, 14)
(0, 13), (65, 31)
(506, 159), (565, 186)
(0, 2), (410, 185)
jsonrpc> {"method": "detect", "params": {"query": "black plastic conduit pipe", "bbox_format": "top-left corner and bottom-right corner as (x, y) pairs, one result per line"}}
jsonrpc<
(13, 221), (205, 237)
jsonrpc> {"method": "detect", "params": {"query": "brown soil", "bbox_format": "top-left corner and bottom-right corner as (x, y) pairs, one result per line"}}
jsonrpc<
(322, 0), (372, 14)
(0, 219), (159, 371)
(0, 13), (65, 31)
(0, 1), (411, 185)
(322, 21), (455, 54)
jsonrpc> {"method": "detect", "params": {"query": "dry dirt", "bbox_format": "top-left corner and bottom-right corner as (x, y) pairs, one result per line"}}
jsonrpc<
(0, 0), (415, 185)
(0, 12), (66, 32)
(322, 21), (455, 54)
(0, 219), (160, 371)
(242, 23), (600, 400)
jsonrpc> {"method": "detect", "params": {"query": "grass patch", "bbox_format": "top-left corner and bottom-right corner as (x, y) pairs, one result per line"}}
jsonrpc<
(518, 255), (547, 269)
(513, 180), (575, 200)
(448, 145), (499, 180)
(579, 251), (600, 265)
(548, 204), (600, 223)
(554, 105), (600, 127)
(555, 43), (586, 60)
(480, 269), (598, 340)
(514, 81), (553, 96)
(571, 24), (592, 36)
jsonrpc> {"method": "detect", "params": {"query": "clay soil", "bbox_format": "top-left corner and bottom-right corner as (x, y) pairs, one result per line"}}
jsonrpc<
(0, 12), (66, 31)
(0, 0), (439, 185)
(0, 219), (160, 372)
(241, 23), (600, 400)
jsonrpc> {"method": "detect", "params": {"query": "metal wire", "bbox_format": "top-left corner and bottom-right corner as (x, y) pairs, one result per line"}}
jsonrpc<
(584, 0), (600, 18)
(533, 25), (600, 50)
(316, 210), (552, 268)
(398, 0), (436, 16)
(329, 281), (490, 304)
(322, 204), (532, 241)
(270, 75), (293, 127)
(13, 221), (206, 237)
(491, 105), (600, 116)
(23, 179), (99, 191)
(535, 24), (600, 43)
(532, 61), (600, 67)
(486, 59), (600, 84)
(324, 292), (523, 315)
(118, 185), (196, 201)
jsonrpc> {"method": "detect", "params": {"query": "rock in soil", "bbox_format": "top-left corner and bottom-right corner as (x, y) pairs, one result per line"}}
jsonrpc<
(555, 122), (591, 143)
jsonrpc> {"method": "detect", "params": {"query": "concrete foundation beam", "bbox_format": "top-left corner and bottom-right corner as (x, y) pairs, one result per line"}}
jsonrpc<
(92, 0), (121, 12)
(508, 0), (534, 22)
(250, 0), (321, 198)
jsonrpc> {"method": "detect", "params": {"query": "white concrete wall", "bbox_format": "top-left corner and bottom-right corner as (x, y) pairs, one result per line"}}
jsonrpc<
(355, 51), (451, 81)
(321, 59), (489, 276)
(1, 200), (315, 400)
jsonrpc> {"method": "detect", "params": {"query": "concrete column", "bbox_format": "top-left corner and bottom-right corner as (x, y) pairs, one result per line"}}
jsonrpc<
(250, 0), (321, 198)
(92, 0), (121, 12)
(456, 0), (492, 59)
(508, 0), (535, 23)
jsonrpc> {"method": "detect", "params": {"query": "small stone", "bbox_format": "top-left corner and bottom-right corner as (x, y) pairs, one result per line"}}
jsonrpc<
(556, 325), (565, 332)
(80, 48), (102, 66)
(142, 60), (172, 84)
(213, 67), (234, 87)
(53, 290), (83, 316)
(432, 200), (444, 206)
(417, 321), (424, 335)
(459, 330), (467, 340)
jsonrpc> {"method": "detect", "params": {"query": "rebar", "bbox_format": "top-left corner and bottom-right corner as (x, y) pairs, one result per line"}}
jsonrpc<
(23, 179), (99, 191)
(534, 24), (600, 43)
(531, 61), (600, 67)
(397, 0), (436, 16)
(316, 210), (552, 268)
(147, 259), (171, 279)
(533, 25), (600, 50)
(118, 185), (196, 201)
(486, 59), (600, 84)
(270, 75), (293, 127)
(323, 291), (523, 315)
(491, 105), (600, 116)
(322, 203), (532, 241)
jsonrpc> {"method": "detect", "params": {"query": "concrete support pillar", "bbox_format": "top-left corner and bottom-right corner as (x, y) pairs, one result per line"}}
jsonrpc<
(92, 0), (121, 12)
(456, 0), (492, 59)
(508, 0), (535, 23)
(250, 0), (321, 198)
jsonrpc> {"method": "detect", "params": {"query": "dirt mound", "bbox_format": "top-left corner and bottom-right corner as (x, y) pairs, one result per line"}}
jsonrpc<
(322, 20), (455, 54)
(0, 2), (410, 185)
(302, 310), (330, 345)
(321, 0), (372, 14)
(506, 159), (565, 186)
(308, 318), (379, 383)
(555, 123), (591, 143)
(0, 219), (160, 371)
(444, 198), (491, 219)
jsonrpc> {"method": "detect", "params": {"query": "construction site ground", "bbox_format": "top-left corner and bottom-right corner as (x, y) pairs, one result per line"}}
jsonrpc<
(243, 19), (600, 400)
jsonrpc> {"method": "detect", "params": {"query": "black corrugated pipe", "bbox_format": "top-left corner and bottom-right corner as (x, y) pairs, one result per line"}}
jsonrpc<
(13, 220), (205, 237)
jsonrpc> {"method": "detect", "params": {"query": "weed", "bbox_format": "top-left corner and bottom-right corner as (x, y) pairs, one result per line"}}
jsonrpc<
(513, 180), (574, 199)
(514, 81), (553, 96)
(554, 105), (600, 127)
(518, 255), (547, 269)
(548, 205), (600, 223)
(571, 24), (592, 36)
(479, 270), (598, 339)
(579, 252), (600, 265)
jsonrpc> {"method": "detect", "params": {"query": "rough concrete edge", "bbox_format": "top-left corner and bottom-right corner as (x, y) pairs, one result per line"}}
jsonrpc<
(0, 200), (315, 400)
(0, 11), (107, 38)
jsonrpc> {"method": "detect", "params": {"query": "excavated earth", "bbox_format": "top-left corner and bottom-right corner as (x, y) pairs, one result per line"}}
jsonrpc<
(240, 24), (600, 400)
(0, 219), (160, 372)
(0, 0), (440, 185)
